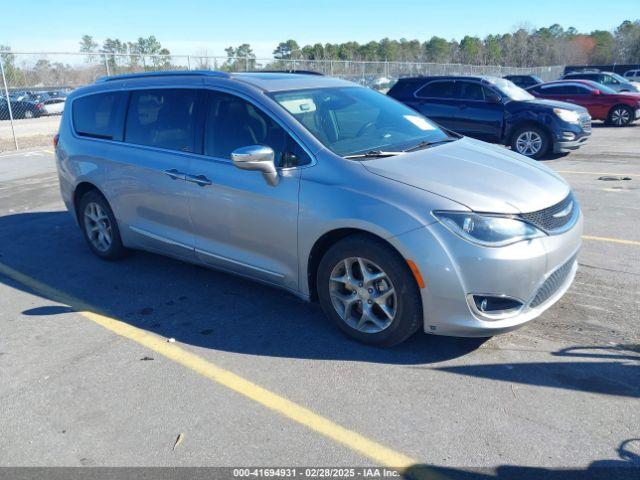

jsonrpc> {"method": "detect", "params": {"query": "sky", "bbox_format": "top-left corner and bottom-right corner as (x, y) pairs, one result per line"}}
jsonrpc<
(1, 0), (638, 59)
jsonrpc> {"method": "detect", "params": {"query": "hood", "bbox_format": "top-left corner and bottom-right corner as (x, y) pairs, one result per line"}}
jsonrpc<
(362, 137), (570, 214)
(517, 98), (589, 113)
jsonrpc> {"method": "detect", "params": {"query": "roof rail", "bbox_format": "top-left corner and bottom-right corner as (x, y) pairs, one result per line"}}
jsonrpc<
(249, 69), (324, 76)
(96, 70), (230, 83)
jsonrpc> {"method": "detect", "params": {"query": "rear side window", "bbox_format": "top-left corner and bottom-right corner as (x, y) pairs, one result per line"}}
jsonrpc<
(125, 89), (198, 152)
(541, 85), (576, 95)
(415, 81), (455, 99)
(73, 92), (125, 140)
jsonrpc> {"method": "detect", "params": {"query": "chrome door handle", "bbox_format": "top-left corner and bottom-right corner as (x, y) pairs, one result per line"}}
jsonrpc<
(185, 174), (212, 187)
(164, 168), (186, 180)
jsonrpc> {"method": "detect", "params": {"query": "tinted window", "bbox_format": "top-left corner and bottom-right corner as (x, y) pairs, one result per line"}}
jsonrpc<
(574, 85), (593, 94)
(204, 91), (310, 167)
(541, 85), (575, 95)
(415, 81), (455, 98)
(602, 75), (620, 85)
(73, 92), (125, 140)
(454, 81), (484, 101)
(125, 89), (198, 152)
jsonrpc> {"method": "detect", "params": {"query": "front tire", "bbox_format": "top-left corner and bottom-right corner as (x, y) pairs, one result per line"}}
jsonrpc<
(607, 105), (633, 127)
(78, 190), (128, 260)
(511, 125), (550, 159)
(317, 234), (422, 347)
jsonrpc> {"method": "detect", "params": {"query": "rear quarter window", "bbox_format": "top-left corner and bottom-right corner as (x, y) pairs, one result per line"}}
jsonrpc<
(72, 92), (126, 140)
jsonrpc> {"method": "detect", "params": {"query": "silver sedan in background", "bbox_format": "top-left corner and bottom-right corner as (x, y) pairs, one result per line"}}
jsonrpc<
(56, 72), (582, 346)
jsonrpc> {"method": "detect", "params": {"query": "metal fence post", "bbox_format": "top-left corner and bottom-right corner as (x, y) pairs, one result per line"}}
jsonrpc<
(0, 55), (18, 151)
(103, 53), (110, 76)
(187, 56), (191, 70)
(245, 56), (249, 71)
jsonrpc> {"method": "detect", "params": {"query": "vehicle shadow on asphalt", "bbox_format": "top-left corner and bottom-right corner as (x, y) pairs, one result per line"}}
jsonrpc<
(405, 438), (640, 479)
(429, 344), (640, 398)
(0, 210), (485, 365)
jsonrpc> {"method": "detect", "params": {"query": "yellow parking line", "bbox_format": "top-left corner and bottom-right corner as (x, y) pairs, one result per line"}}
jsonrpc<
(556, 170), (637, 176)
(582, 235), (640, 246)
(0, 262), (444, 478)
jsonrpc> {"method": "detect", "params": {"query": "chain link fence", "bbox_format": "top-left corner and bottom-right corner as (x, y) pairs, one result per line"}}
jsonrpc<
(0, 52), (565, 152)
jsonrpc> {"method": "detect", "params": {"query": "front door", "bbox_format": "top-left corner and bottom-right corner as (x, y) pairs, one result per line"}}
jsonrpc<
(187, 90), (305, 290)
(451, 81), (503, 142)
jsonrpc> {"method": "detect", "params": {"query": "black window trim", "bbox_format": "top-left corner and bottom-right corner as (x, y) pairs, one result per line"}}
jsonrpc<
(414, 79), (492, 103)
(71, 90), (128, 141)
(70, 85), (316, 169)
(413, 80), (457, 100)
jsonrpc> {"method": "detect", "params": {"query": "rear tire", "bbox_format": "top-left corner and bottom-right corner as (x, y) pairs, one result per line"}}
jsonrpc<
(510, 125), (550, 159)
(78, 190), (128, 261)
(317, 234), (422, 347)
(607, 105), (633, 127)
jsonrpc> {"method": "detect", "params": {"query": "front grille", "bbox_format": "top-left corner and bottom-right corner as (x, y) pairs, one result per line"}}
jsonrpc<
(520, 193), (577, 232)
(580, 114), (592, 132)
(530, 255), (577, 308)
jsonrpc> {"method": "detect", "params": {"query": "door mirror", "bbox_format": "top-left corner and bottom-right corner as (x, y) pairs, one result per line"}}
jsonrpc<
(231, 145), (279, 186)
(485, 92), (502, 104)
(591, 89), (602, 95)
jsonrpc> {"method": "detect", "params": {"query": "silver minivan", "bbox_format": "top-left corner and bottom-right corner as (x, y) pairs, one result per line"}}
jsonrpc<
(55, 71), (582, 346)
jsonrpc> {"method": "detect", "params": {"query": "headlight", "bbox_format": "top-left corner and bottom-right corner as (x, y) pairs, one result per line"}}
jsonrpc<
(553, 108), (580, 124)
(433, 211), (545, 247)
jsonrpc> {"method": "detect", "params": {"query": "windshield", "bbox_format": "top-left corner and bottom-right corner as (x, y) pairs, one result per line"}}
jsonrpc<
(486, 78), (535, 101)
(271, 87), (452, 157)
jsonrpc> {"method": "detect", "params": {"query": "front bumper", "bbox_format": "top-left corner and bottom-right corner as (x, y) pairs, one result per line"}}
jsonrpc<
(392, 212), (583, 337)
(553, 135), (590, 153)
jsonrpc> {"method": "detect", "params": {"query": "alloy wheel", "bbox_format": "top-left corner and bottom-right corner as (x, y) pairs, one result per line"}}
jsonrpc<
(611, 108), (631, 126)
(328, 257), (397, 334)
(515, 131), (542, 156)
(84, 202), (113, 252)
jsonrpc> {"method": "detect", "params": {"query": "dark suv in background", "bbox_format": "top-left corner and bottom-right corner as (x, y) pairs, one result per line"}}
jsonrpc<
(503, 74), (543, 89)
(388, 76), (591, 159)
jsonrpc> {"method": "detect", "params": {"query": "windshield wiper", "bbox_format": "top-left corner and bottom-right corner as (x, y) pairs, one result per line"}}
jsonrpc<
(403, 137), (458, 153)
(343, 150), (404, 159)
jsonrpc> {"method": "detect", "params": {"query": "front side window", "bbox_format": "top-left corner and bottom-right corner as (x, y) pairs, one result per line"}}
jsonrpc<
(73, 92), (125, 140)
(454, 81), (485, 101)
(603, 75), (620, 85)
(272, 86), (452, 157)
(125, 89), (198, 152)
(204, 91), (310, 167)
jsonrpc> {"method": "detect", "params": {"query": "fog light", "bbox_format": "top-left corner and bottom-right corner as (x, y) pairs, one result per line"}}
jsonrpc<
(467, 294), (524, 320)
(562, 132), (576, 140)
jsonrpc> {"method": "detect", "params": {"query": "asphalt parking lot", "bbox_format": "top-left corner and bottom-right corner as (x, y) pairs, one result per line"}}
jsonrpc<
(0, 124), (639, 477)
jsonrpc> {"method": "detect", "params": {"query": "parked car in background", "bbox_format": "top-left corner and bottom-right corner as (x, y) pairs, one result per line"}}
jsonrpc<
(528, 80), (640, 127)
(503, 74), (543, 89)
(0, 97), (45, 119)
(387, 75), (591, 159)
(624, 69), (640, 82)
(55, 71), (582, 346)
(562, 71), (639, 93)
(41, 96), (66, 116)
